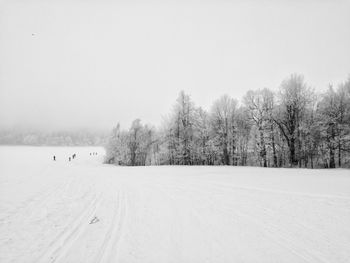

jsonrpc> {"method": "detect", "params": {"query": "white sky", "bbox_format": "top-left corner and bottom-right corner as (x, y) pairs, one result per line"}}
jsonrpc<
(0, 0), (349, 131)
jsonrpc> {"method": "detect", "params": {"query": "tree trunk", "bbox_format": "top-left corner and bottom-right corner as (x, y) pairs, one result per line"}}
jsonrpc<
(329, 147), (335, 168)
(232, 143), (236, 166)
(329, 124), (336, 168)
(304, 155), (308, 168)
(338, 141), (341, 167)
(310, 154), (313, 169)
(271, 127), (277, 167)
(259, 129), (267, 167)
(290, 137), (297, 166)
(223, 144), (229, 165)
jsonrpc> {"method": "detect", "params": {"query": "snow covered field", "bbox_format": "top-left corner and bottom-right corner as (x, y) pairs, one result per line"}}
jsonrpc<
(0, 146), (350, 263)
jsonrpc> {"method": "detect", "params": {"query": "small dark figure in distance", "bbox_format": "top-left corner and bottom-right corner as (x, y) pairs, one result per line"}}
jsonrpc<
(69, 157), (71, 162)
(72, 154), (76, 159)
(53, 155), (56, 161)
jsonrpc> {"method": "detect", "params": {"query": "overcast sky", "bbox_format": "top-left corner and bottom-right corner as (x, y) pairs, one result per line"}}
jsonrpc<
(0, 0), (349, 131)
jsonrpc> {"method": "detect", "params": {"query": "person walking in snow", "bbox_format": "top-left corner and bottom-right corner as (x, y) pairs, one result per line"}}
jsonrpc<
(53, 155), (56, 161)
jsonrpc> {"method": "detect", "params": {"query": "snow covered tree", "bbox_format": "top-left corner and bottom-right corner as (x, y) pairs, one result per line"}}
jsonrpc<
(105, 120), (155, 166)
(335, 78), (350, 167)
(274, 74), (313, 167)
(193, 107), (213, 165)
(235, 106), (252, 166)
(105, 123), (129, 165)
(210, 95), (238, 165)
(317, 80), (350, 168)
(178, 91), (197, 164)
(103, 74), (350, 168)
(128, 119), (143, 166)
(243, 88), (275, 167)
(157, 91), (197, 165)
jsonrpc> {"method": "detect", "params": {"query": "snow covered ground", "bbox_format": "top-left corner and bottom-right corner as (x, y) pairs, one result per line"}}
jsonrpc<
(0, 146), (350, 263)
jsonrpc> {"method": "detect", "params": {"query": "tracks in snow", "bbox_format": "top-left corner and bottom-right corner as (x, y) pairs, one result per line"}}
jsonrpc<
(2, 160), (350, 263)
(33, 187), (127, 263)
(94, 191), (127, 263)
(34, 193), (101, 263)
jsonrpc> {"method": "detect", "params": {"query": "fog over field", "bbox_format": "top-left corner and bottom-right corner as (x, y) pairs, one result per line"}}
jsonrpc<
(0, 0), (350, 131)
(1, 1), (350, 262)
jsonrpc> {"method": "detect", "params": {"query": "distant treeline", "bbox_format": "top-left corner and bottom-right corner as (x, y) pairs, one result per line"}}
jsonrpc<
(0, 129), (107, 146)
(105, 74), (350, 168)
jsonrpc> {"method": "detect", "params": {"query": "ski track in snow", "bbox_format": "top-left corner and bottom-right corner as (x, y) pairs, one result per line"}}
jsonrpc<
(0, 146), (350, 263)
(35, 193), (101, 263)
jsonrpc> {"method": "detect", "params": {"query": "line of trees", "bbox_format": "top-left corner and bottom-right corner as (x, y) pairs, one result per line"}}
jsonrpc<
(105, 74), (350, 168)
